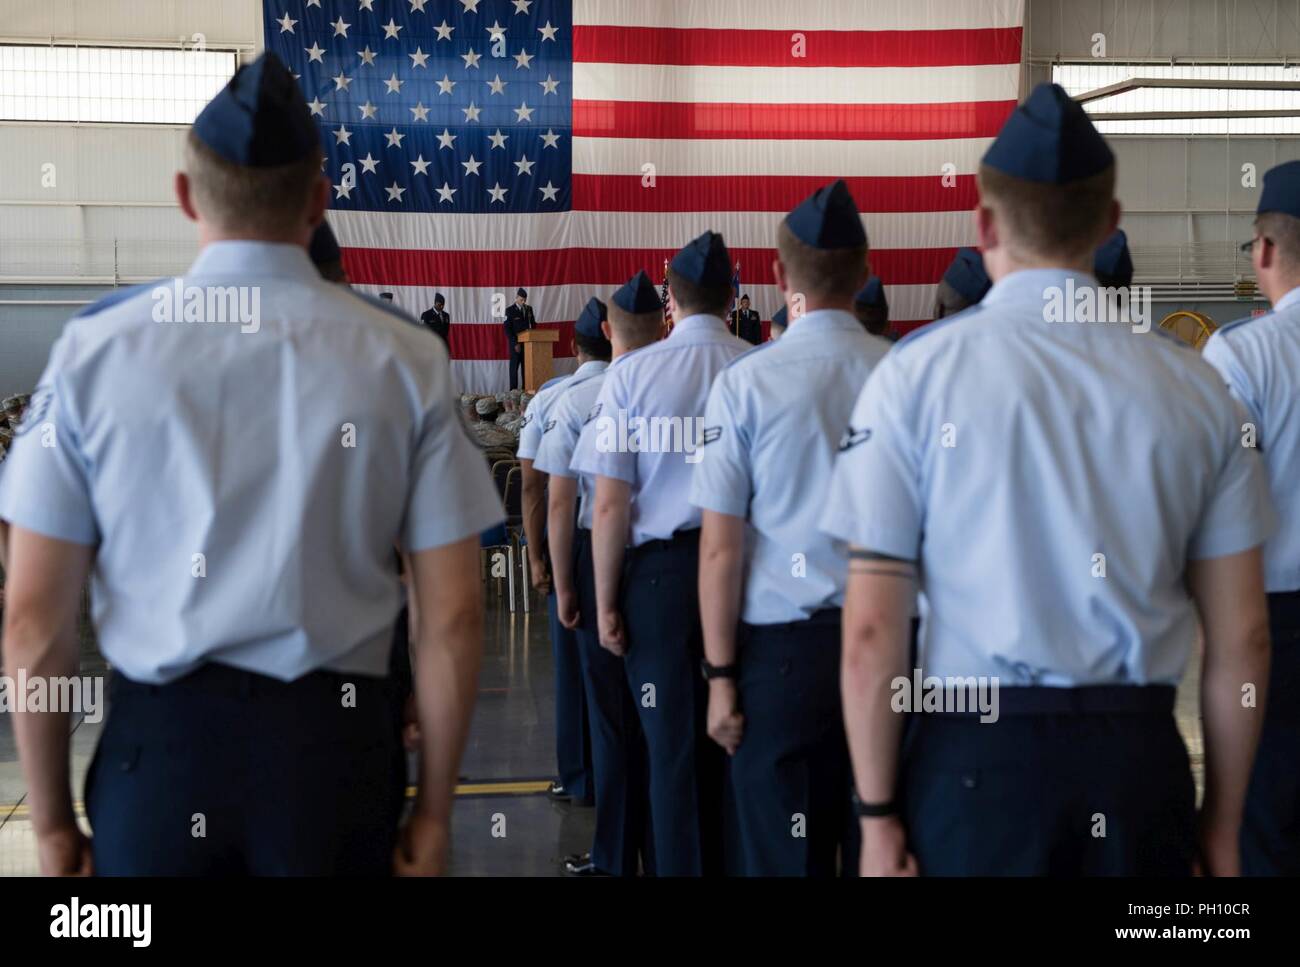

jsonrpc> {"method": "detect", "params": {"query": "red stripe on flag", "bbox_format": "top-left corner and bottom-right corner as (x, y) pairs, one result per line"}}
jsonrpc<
(571, 174), (978, 213)
(449, 321), (575, 361)
(573, 25), (1023, 68)
(342, 246), (958, 288)
(572, 99), (1016, 140)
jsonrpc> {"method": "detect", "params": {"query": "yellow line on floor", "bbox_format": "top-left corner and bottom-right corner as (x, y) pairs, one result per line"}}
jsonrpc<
(0, 779), (553, 821)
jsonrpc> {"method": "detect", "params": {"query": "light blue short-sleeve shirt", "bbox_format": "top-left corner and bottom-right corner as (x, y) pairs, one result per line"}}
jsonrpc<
(517, 373), (574, 461)
(1202, 285), (1300, 592)
(690, 310), (890, 624)
(0, 241), (503, 684)
(820, 268), (1276, 687)
(570, 314), (749, 545)
(533, 360), (609, 529)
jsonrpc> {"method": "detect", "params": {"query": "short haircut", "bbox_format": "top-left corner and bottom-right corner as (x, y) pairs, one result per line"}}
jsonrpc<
(574, 331), (612, 361)
(776, 221), (868, 303)
(667, 267), (731, 318)
(608, 303), (663, 344)
(933, 279), (972, 319)
(1257, 211), (1300, 270)
(977, 163), (1115, 262)
(183, 130), (323, 237)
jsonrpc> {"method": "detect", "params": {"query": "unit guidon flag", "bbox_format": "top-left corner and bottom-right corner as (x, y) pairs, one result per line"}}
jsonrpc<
(263, 0), (1023, 391)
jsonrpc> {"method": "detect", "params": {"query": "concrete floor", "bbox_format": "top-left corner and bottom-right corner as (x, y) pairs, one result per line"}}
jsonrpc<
(0, 583), (1203, 876)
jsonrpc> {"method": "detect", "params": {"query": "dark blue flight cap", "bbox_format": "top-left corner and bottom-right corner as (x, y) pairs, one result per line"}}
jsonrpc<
(192, 52), (319, 167)
(854, 276), (887, 309)
(517, 288), (527, 298)
(982, 83), (1114, 185)
(575, 297), (608, 339)
(771, 305), (788, 329)
(434, 292), (445, 305)
(785, 179), (867, 249)
(1258, 160), (1300, 219)
(670, 231), (732, 287)
(613, 270), (663, 314)
(308, 220), (341, 266)
(1093, 230), (1133, 287)
(942, 248), (991, 304)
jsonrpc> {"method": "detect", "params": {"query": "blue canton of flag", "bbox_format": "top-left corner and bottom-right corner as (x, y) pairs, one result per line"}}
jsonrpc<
(263, 0), (572, 214)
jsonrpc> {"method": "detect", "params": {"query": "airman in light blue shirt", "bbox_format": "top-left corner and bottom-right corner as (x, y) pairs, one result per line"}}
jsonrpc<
(821, 82), (1275, 879)
(534, 360), (610, 530)
(1200, 158), (1300, 876)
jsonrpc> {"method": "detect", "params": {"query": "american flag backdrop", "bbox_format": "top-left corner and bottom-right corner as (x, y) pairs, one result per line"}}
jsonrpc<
(262, 0), (1024, 392)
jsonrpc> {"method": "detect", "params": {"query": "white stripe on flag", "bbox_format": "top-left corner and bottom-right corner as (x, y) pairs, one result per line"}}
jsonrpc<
(572, 63), (1020, 106)
(331, 209), (979, 251)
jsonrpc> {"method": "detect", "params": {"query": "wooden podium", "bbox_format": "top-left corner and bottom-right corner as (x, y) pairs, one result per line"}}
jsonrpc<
(517, 328), (558, 393)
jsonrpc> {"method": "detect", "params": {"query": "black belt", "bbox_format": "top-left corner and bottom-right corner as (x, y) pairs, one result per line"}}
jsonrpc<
(110, 662), (381, 700)
(632, 528), (700, 555)
(925, 683), (1176, 717)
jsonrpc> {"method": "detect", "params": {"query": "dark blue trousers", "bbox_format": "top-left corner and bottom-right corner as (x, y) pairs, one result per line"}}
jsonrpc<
(900, 686), (1195, 876)
(574, 527), (650, 875)
(729, 611), (858, 876)
(87, 664), (406, 876)
(1242, 591), (1300, 876)
(549, 590), (592, 801)
(621, 530), (723, 876)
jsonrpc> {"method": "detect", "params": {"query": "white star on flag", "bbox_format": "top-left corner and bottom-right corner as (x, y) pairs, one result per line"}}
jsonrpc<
(409, 0), (429, 12)
(514, 49), (534, 69)
(357, 46), (377, 66)
(487, 183), (508, 204)
(488, 129), (509, 149)
(538, 181), (559, 201)
(436, 182), (457, 203)
(512, 0), (533, 13)
(386, 182), (407, 202)
(385, 128), (406, 148)
(385, 74), (404, 94)
(334, 125), (352, 144)
(277, 13), (297, 33)
(462, 48), (482, 69)
(333, 72), (351, 91)
(358, 101), (378, 119)
(437, 75), (456, 95)
(435, 21), (454, 40)
(334, 180), (353, 199)
(359, 0), (375, 9)
(463, 102), (482, 122)
(540, 129), (560, 148)
(307, 97), (326, 117)
(538, 21), (558, 41)
(305, 43), (325, 63)
(461, 0), (481, 12)
(462, 155), (483, 176)
(539, 75), (559, 95)
(437, 129), (457, 149)
(514, 155), (535, 176)
(488, 75), (507, 95)
(514, 102), (534, 122)
(332, 17), (350, 38)
(409, 47), (430, 68)
(382, 19), (402, 39)
(410, 155), (432, 175)
(410, 102), (430, 121)
(359, 153), (380, 174)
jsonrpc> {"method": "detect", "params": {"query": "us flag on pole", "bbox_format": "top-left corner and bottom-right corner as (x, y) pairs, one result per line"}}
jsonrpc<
(263, 0), (1024, 392)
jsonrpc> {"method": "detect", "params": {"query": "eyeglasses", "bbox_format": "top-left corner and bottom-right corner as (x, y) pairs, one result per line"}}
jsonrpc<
(1240, 236), (1274, 254)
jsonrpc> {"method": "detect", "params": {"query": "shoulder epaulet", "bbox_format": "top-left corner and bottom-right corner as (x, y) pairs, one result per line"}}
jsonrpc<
(1214, 313), (1265, 339)
(347, 290), (422, 327)
(721, 340), (774, 371)
(893, 304), (986, 352)
(71, 280), (166, 319)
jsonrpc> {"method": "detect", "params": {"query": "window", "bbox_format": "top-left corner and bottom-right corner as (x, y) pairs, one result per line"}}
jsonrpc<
(1053, 62), (1300, 135)
(0, 44), (237, 124)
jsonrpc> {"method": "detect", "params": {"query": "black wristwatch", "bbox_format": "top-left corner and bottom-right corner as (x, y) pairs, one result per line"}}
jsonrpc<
(700, 659), (738, 681)
(850, 788), (899, 818)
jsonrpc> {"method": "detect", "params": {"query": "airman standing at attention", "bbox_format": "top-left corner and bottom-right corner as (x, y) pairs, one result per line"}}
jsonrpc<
(0, 52), (502, 877)
(693, 180), (891, 876)
(821, 83), (1274, 877)
(1202, 159), (1300, 876)
(571, 240), (749, 876)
